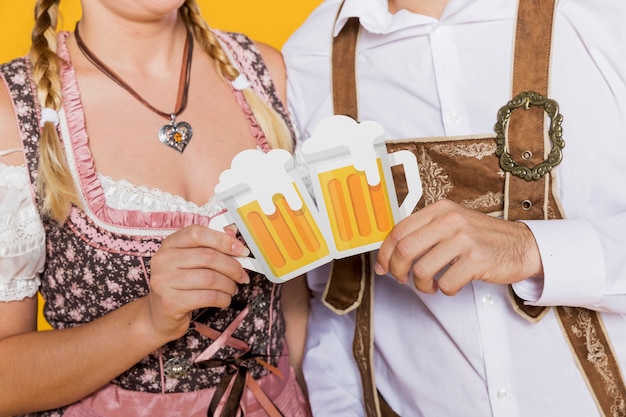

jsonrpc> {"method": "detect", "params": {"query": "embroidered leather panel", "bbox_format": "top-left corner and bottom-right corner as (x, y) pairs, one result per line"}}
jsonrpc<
(387, 136), (505, 215)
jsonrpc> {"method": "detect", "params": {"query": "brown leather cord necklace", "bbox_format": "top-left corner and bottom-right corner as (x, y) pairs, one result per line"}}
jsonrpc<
(74, 23), (194, 153)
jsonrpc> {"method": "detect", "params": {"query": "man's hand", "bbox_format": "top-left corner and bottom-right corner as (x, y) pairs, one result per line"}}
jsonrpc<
(375, 199), (543, 295)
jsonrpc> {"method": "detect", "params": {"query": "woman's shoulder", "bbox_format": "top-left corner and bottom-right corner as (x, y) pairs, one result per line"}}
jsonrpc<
(213, 30), (286, 102)
(252, 41), (284, 72)
(251, 41), (286, 103)
(212, 30), (282, 67)
(0, 57), (30, 165)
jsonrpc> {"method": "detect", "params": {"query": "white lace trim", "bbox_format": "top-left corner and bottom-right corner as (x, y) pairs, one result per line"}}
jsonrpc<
(0, 163), (29, 189)
(99, 174), (226, 218)
(0, 277), (41, 302)
(0, 164), (45, 257)
(0, 204), (45, 256)
(0, 163), (45, 301)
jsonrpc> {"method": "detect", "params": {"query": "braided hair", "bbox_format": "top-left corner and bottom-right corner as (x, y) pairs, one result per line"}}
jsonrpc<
(179, 0), (293, 152)
(30, 0), (82, 223)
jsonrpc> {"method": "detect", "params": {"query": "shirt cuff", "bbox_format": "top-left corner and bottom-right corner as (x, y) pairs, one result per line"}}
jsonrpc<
(513, 219), (605, 307)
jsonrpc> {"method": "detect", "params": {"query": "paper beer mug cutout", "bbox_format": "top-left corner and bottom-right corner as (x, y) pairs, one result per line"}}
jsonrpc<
(301, 115), (422, 256)
(212, 115), (422, 283)
(213, 149), (333, 282)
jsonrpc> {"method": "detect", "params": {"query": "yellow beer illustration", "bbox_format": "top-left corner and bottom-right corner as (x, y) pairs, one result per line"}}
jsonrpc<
(214, 148), (333, 282)
(318, 159), (394, 251)
(214, 116), (421, 282)
(302, 115), (422, 256)
(237, 190), (330, 278)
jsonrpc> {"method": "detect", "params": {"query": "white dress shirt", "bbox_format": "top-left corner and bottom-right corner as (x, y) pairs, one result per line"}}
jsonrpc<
(283, 0), (626, 415)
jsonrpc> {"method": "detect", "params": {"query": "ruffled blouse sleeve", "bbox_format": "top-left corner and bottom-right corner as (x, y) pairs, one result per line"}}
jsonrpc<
(0, 162), (45, 302)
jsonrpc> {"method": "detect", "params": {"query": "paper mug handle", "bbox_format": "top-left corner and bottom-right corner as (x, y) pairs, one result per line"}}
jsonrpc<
(208, 212), (263, 273)
(388, 150), (422, 218)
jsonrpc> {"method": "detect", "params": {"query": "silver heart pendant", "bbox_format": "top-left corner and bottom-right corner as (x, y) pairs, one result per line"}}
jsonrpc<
(158, 120), (193, 153)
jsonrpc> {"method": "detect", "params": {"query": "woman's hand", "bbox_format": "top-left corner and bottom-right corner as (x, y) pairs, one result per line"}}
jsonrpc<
(375, 199), (543, 295)
(146, 224), (251, 342)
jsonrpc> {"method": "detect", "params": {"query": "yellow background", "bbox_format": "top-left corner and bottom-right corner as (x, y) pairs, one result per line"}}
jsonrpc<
(0, 1), (322, 330)
(0, 0), (321, 62)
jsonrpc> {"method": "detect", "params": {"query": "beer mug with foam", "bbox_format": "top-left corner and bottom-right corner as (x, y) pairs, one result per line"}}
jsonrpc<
(212, 149), (332, 282)
(301, 115), (422, 257)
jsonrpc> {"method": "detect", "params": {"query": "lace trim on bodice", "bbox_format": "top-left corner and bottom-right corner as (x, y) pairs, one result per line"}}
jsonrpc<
(99, 174), (226, 218)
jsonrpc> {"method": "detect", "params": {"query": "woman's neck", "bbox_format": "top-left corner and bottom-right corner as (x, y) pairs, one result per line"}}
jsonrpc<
(75, 6), (187, 74)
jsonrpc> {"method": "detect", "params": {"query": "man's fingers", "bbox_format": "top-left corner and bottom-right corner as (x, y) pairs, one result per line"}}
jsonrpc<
(377, 212), (428, 273)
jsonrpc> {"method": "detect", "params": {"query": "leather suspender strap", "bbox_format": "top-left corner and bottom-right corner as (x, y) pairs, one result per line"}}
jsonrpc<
(327, 12), (399, 417)
(555, 307), (626, 416)
(505, 4), (626, 415)
(505, 0), (558, 321)
(496, 0), (626, 414)
(507, 0), (557, 222)
(326, 16), (368, 317)
(332, 15), (360, 121)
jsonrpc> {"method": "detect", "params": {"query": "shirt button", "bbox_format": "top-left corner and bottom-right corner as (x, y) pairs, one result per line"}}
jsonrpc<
(497, 388), (508, 400)
(449, 112), (460, 123)
(433, 25), (446, 38)
(482, 294), (494, 306)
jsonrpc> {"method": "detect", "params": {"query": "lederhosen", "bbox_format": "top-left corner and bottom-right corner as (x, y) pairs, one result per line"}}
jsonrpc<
(324, 1), (626, 416)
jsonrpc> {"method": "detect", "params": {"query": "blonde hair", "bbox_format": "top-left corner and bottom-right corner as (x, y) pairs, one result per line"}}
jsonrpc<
(179, 0), (293, 151)
(30, 0), (82, 223)
(30, 0), (294, 224)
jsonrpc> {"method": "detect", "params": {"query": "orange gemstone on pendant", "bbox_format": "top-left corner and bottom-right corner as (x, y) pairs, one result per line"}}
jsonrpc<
(174, 132), (183, 143)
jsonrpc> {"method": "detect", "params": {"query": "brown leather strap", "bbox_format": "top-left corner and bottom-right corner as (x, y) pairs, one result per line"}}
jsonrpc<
(332, 16), (361, 121)
(506, 0), (557, 223)
(324, 252), (367, 313)
(327, 13), (398, 417)
(506, 1), (626, 414)
(555, 306), (626, 417)
(327, 15), (364, 319)
(326, 16), (367, 319)
(505, 0), (558, 320)
(351, 255), (383, 417)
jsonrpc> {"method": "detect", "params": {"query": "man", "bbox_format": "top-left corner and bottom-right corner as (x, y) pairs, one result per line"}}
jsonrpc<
(283, 0), (626, 416)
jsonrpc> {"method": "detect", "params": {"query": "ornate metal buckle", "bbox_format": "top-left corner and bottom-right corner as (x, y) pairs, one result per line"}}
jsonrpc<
(494, 90), (565, 181)
(164, 356), (191, 379)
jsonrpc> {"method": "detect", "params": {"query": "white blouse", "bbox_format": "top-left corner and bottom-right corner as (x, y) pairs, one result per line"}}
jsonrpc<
(0, 161), (44, 302)
(0, 154), (224, 302)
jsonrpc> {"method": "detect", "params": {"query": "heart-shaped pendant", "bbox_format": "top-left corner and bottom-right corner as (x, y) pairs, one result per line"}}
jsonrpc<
(159, 119), (193, 153)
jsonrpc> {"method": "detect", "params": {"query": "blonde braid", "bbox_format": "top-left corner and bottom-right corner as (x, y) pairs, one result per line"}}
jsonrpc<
(180, 1), (293, 153)
(30, 0), (81, 223)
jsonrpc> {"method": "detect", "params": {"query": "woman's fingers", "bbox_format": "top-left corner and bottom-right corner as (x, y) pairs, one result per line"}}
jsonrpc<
(146, 224), (253, 339)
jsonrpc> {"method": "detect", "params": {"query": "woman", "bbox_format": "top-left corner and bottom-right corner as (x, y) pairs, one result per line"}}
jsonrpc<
(0, 0), (311, 416)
